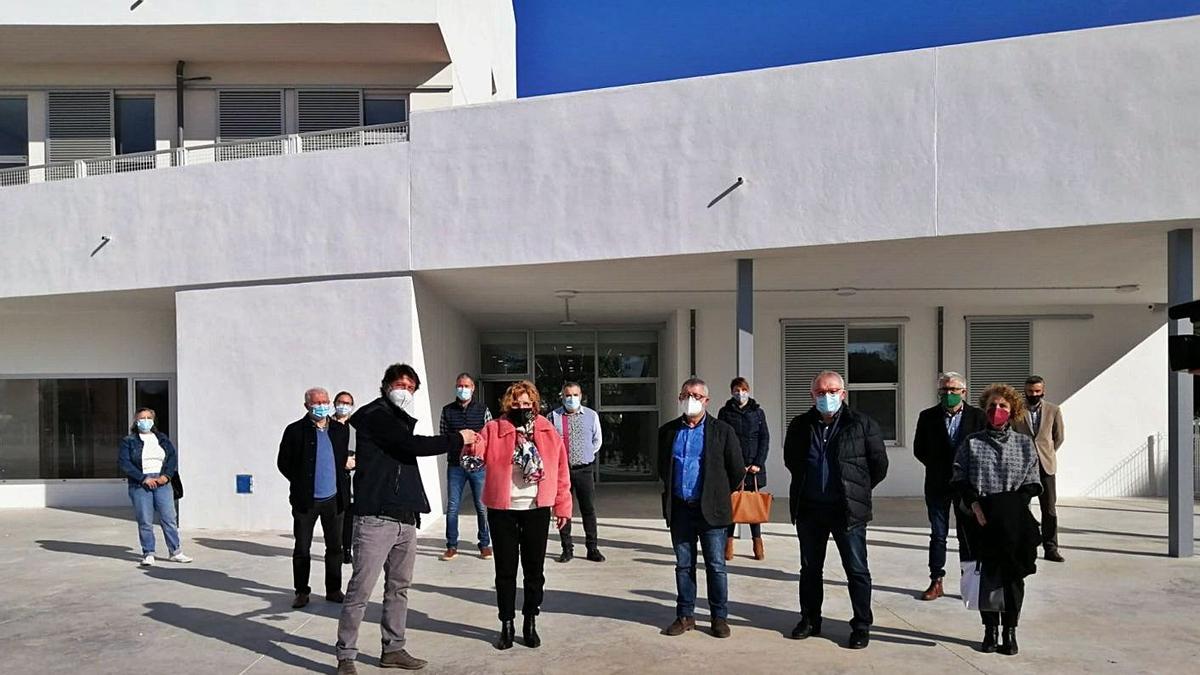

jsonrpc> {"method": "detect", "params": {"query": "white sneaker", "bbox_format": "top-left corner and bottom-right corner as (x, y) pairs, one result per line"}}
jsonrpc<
(139, 554), (155, 567)
(168, 552), (193, 563)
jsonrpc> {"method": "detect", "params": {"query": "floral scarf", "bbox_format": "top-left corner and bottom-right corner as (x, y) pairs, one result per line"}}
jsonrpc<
(511, 412), (544, 484)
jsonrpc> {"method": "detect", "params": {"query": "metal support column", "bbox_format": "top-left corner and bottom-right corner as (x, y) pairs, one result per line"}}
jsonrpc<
(1167, 228), (1195, 558)
(736, 259), (754, 379)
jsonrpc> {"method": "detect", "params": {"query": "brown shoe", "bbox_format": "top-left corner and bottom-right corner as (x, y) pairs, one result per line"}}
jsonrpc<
(440, 547), (457, 561)
(337, 659), (358, 675)
(711, 618), (731, 638)
(291, 592), (309, 609)
(752, 536), (765, 561)
(920, 579), (944, 601)
(380, 649), (427, 670)
(724, 537), (734, 561)
(480, 546), (493, 560)
(662, 616), (696, 636)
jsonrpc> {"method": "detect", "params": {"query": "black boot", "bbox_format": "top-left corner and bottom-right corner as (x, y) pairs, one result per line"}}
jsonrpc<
(999, 627), (1018, 655)
(494, 621), (514, 650)
(557, 547), (573, 563)
(981, 626), (998, 653)
(523, 615), (541, 648)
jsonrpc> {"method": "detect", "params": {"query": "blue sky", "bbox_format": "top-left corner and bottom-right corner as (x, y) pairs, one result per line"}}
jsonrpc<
(514, 0), (1200, 97)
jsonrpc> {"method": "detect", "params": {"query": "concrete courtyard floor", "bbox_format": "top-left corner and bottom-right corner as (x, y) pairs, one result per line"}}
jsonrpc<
(1, 488), (1197, 674)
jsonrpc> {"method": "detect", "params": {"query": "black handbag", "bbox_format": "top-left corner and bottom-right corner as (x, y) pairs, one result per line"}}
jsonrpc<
(171, 472), (184, 500)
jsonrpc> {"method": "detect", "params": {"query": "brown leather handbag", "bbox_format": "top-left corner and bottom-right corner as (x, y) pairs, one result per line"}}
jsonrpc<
(731, 474), (773, 524)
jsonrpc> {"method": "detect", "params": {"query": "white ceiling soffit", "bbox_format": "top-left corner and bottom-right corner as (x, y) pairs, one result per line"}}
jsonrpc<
(0, 24), (451, 64)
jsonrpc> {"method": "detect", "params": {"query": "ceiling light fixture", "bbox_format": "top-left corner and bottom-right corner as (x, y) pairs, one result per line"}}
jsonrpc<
(835, 287), (858, 297)
(555, 289), (579, 326)
(1114, 284), (1140, 294)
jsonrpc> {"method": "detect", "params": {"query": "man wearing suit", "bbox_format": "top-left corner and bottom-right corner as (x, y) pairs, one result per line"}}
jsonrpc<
(912, 371), (987, 600)
(657, 377), (745, 640)
(1013, 375), (1066, 562)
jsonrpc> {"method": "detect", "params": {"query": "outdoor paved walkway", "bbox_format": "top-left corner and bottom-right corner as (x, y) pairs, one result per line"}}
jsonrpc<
(0, 489), (1197, 674)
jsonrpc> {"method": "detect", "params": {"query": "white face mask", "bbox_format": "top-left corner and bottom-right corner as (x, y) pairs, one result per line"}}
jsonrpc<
(679, 396), (704, 418)
(388, 388), (414, 413)
(734, 391), (750, 404)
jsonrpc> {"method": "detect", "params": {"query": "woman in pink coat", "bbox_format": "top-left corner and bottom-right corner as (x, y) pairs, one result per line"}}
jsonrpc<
(462, 380), (572, 651)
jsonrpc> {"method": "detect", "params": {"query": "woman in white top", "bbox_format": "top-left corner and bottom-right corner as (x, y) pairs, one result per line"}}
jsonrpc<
(464, 381), (572, 651)
(117, 408), (192, 567)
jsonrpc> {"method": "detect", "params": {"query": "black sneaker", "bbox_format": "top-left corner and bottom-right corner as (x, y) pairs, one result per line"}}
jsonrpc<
(790, 617), (821, 639)
(847, 629), (870, 649)
(585, 548), (606, 562)
(557, 548), (574, 563)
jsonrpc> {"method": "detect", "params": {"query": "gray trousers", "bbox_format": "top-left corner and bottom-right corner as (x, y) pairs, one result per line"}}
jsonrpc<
(335, 515), (417, 661)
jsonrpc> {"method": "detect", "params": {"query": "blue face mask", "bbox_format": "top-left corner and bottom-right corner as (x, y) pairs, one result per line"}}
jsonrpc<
(815, 393), (842, 415)
(310, 404), (333, 419)
(456, 386), (472, 401)
(334, 404), (353, 417)
(136, 419), (154, 433)
(562, 395), (581, 411)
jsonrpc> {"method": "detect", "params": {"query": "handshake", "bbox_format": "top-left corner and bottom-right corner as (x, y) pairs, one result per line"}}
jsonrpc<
(458, 429), (479, 446)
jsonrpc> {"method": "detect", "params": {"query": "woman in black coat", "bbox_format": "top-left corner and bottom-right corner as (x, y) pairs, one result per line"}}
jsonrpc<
(717, 377), (770, 561)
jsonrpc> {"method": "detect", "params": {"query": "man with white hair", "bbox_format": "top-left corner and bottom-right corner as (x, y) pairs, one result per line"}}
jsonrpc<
(784, 370), (888, 649)
(277, 386), (351, 609)
(912, 371), (986, 600)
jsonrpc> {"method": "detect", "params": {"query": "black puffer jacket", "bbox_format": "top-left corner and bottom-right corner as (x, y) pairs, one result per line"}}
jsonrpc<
(783, 406), (888, 528)
(717, 397), (770, 488)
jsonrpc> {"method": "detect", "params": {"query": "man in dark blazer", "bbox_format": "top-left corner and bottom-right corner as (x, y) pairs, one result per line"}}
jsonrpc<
(277, 386), (351, 609)
(912, 371), (986, 600)
(784, 370), (888, 650)
(657, 377), (744, 640)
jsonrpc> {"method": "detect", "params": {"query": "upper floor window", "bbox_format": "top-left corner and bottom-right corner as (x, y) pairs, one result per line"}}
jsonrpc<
(364, 95), (407, 126)
(115, 96), (156, 156)
(0, 97), (29, 169)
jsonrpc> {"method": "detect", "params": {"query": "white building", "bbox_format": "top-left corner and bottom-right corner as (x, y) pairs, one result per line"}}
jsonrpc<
(0, 6), (1196, 553)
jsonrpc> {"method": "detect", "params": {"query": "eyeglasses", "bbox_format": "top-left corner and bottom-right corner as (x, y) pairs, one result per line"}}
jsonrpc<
(937, 387), (965, 393)
(680, 392), (706, 401)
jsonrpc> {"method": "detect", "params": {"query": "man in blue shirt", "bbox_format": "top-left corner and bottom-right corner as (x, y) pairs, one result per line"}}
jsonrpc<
(278, 387), (351, 609)
(656, 378), (745, 639)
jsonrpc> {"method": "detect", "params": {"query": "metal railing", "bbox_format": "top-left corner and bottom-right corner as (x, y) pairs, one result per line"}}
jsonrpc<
(0, 121), (409, 189)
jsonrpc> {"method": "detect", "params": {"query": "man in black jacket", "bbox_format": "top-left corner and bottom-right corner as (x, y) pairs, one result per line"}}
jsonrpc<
(334, 364), (477, 675)
(912, 371), (987, 601)
(784, 370), (888, 650)
(657, 377), (744, 640)
(278, 387), (351, 609)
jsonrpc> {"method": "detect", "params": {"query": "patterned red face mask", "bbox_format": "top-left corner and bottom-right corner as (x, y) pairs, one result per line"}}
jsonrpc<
(987, 405), (1011, 428)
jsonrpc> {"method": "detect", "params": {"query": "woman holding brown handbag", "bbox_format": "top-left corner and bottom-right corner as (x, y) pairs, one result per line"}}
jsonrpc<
(718, 377), (771, 560)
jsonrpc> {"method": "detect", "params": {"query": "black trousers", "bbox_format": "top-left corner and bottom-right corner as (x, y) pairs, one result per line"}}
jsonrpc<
(292, 495), (343, 595)
(1038, 467), (1058, 550)
(560, 464), (598, 550)
(796, 508), (873, 631)
(980, 577), (1025, 627)
(488, 507), (551, 621)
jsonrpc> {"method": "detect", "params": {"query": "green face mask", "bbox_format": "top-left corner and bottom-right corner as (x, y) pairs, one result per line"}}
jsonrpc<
(940, 392), (962, 409)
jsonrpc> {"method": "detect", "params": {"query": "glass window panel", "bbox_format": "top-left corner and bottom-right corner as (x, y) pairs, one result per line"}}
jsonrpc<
(40, 379), (128, 479)
(481, 332), (529, 376)
(534, 331), (596, 412)
(135, 380), (171, 436)
(115, 97), (155, 155)
(0, 379), (40, 479)
(848, 389), (897, 442)
(597, 411), (658, 482)
(0, 97), (28, 158)
(847, 327), (899, 384)
(599, 382), (657, 407)
(364, 98), (407, 125)
(598, 330), (658, 378)
(480, 380), (523, 418)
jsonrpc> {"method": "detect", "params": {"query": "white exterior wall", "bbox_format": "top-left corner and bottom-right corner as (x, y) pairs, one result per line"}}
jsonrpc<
(0, 1), (440, 25)
(435, 0), (517, 103)
(412, 277), (480, 514)
(0, 144), (411, 298)
(175, 276), (434, 531)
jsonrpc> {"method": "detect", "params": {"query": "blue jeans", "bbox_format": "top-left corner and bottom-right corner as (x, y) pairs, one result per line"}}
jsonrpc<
(670, 500), (729, 620)
(446, 465), (489, 549)
(128, 475), (181, 556)
(796, 510), (873, 631)
(925, 492), (951, 579)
